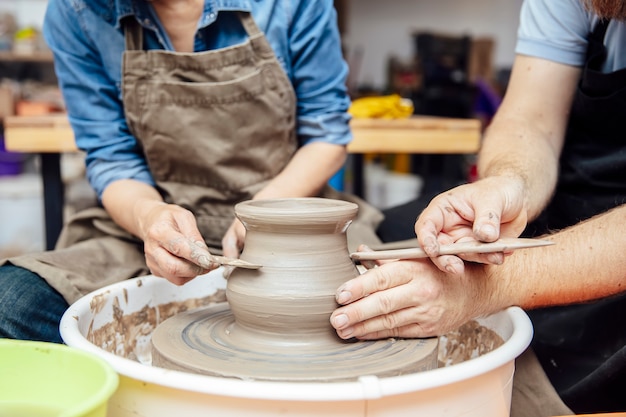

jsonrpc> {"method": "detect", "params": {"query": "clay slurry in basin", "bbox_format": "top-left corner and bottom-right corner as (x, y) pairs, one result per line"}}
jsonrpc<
(151, 198), (439, 381)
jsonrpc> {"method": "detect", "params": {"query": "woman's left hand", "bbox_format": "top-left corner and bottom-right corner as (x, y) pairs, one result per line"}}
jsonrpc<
(222, 218), (246, 260)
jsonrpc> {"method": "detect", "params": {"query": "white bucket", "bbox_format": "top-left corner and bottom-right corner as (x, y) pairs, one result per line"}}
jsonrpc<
(60, 270), (533, 417)
(383, 171), (423, 209)
(0, 173), (44, 256)
(364, 162), (423, 210)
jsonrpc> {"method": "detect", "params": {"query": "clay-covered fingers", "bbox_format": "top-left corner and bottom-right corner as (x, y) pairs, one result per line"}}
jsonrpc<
(415, 186), (478, 256)
(469, 176), (529, 241)
(415, 179), (529, 274)
(145, 244), (211, 286)
(141, 204), (217, 285)
(468, 193), (506, 243)
(416, 221), (465, 275)
(222, 265), (235, 279)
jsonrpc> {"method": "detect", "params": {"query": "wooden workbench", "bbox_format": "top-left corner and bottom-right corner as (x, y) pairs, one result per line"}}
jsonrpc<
(4, 115), (76, 250)
(349, 117), (481, 154)
(4, 114), (76, 152)
(5, 114), (481, 153)
(4, 114), (481, 249)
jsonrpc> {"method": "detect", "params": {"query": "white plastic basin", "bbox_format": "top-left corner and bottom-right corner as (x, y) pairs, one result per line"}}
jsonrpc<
(60, 269), (533, 417)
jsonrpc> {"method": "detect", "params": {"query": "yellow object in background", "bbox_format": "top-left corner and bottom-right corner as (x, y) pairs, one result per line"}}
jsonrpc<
(13, 26), (45, 55)
(350, 94), (415, 173)
(14, 27), (38, 41)
(349, 94), (414, 119)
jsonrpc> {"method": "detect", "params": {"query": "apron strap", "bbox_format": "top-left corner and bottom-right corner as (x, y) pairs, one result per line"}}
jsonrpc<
(238, 11), (262, 37)
(591, 18), (611, 42)
(586, 18), (610, 61)
(237, 12), (275, 59)
(122, 16), (144, 51)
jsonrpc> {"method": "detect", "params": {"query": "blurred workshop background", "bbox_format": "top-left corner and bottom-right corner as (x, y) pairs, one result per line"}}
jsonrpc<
(0, 0), (522, 257)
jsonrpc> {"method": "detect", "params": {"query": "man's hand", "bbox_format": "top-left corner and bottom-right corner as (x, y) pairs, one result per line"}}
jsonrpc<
(415, 176), (528, 274)
(330, 259), (491, 339)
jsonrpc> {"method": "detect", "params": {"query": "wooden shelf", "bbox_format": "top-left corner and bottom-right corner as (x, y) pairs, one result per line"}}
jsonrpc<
(0, 51), (54, 63)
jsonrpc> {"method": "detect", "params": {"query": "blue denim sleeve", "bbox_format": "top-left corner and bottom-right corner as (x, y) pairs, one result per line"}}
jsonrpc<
(289, 0), (352, 147)
(43, 0), (155, 201)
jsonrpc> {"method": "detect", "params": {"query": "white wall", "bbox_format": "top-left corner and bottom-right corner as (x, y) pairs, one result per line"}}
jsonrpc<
(344, 0), (524, 89)
(0, 0), (48, 29)
(0, 0), (524, 90)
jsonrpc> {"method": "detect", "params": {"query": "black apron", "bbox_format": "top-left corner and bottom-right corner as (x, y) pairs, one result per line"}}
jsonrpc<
(523, 19), (626, 413)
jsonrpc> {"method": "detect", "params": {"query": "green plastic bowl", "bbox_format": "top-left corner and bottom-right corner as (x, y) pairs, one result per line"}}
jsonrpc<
(0, 339), (119, 417)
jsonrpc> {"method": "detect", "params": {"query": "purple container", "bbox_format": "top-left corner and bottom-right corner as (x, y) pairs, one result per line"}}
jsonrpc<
(0, 136), (24, 176)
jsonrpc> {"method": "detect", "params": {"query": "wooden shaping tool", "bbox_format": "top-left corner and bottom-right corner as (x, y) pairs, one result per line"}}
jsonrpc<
(350, 237), (554, 261)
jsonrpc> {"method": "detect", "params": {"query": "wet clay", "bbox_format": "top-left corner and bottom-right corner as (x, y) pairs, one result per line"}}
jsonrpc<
(438, 319), (504, 367)
(88, 287), (226, 362)
(152, 198), (439, 381)
(87, 296), (503, 371)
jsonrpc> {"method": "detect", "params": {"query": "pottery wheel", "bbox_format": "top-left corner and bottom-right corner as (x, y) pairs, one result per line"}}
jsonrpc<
(151, 303), (439, 381)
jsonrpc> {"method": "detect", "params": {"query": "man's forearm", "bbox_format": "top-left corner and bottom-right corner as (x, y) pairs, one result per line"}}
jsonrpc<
(478, 115), (560, 221)
(484, 205), (626, 313)
(477, 55), (580, 221)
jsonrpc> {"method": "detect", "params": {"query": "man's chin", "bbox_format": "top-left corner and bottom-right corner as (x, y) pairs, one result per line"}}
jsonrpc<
(584, 0), (626, 21)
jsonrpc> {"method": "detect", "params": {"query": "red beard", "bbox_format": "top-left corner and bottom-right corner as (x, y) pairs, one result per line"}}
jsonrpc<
(584, 0), (626, 20)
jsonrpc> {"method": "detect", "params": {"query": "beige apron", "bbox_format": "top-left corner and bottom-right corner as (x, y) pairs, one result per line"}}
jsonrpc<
(3, 12), (383, 304)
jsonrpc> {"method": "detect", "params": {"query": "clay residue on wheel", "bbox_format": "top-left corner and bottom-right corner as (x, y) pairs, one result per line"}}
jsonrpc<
(89, 290), (110, 315)
(438, 319), (504, 367)
(87, 289), (226, 361)
(90, 298), (502, 373)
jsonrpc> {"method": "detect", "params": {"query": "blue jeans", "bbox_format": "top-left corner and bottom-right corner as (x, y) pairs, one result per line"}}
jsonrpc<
(0, 264), (68, 343)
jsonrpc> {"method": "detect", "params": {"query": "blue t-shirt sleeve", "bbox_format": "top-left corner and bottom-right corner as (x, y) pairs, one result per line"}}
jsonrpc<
(288, 0), (352, 147)
(515, 0), (591, 67)
(43, 0), (155, 201)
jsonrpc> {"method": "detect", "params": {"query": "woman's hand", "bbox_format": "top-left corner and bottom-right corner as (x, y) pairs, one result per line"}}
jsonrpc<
(220, 218), (246, 278)
(137, 200), (219, 285)
(222, 218), (246, 260)
(102, 180), (219, 285)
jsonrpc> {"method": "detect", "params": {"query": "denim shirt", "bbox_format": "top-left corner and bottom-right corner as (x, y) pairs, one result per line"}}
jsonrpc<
(43, 0), (351, 199)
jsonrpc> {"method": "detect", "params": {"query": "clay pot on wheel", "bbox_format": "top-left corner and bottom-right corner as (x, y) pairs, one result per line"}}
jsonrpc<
(227, 197), (360, 346)
(151, 197), (439, 381)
